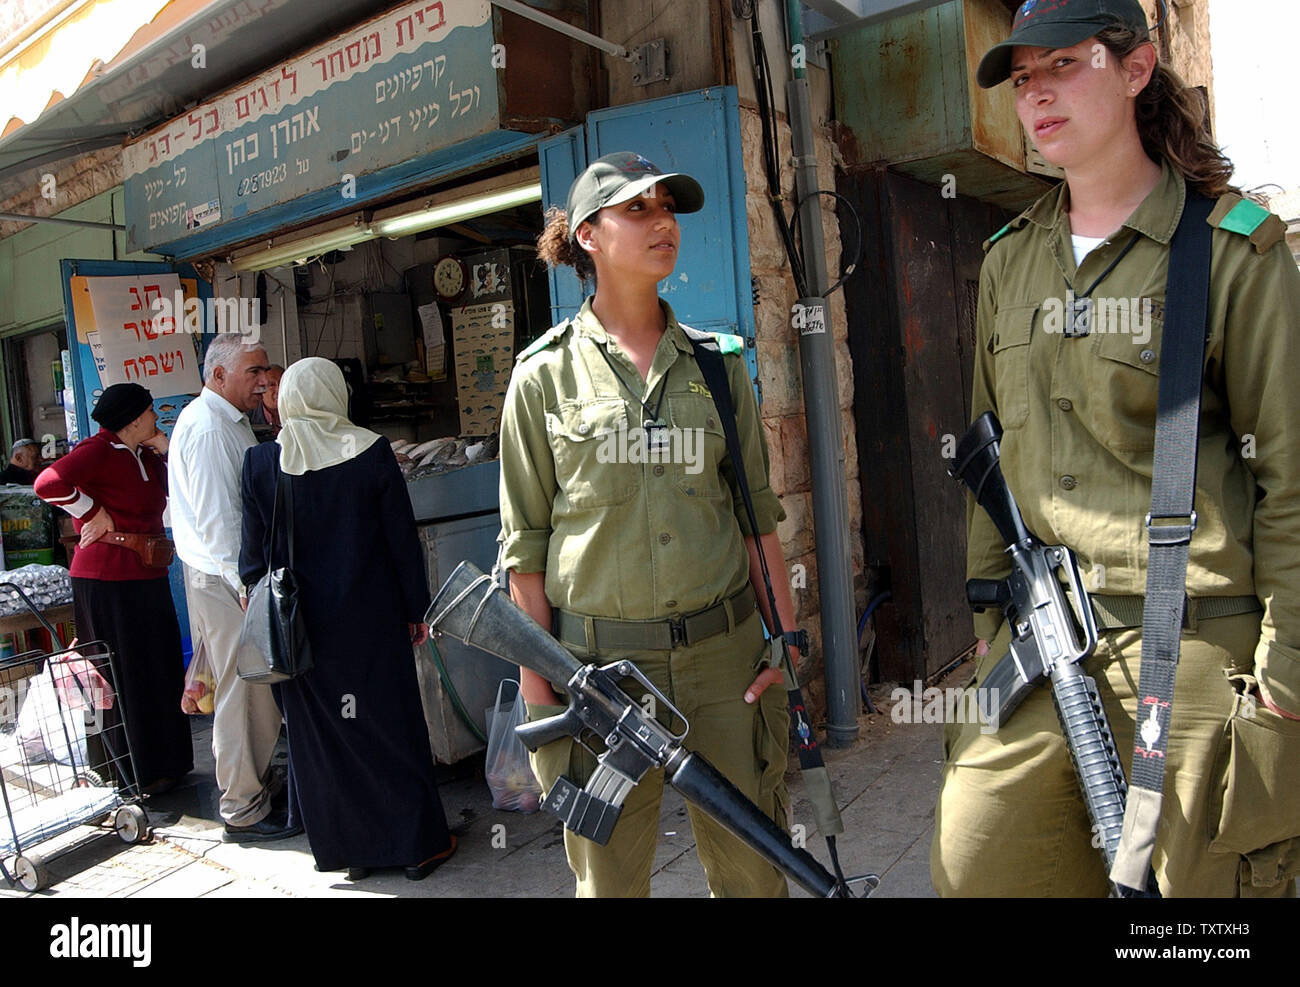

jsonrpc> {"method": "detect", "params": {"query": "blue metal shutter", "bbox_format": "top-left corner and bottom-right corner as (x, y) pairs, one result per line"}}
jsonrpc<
(585, 86), (756, 379)
(537, 126), (588, 325)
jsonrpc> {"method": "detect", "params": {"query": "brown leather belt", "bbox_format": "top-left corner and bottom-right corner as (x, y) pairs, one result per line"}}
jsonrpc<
(101, 531), (175, 568)
(555, 585), (757, 653)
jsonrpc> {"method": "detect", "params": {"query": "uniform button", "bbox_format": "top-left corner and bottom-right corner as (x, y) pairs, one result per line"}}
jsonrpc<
(1057, 398), (1073, 412)
(1139, 349), (1156, 364)
(1060, 475), (1077, 491)
(578, 422), (591, 435)
(653, 465), (665, 476)
(665, 600), (677, 609)
(706, 417), (716, 428)
(658, 533), (672, 545)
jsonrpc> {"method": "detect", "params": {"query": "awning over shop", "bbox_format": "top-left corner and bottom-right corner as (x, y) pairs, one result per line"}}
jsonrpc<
(0, 0), (393, 182)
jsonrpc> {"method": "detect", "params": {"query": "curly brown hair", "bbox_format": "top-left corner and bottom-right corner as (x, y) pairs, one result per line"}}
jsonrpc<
(1096, 23), (1236, 199)
(536, 205), (597, 285)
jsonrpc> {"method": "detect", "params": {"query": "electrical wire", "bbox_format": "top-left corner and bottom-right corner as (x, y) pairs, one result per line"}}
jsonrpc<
(791, 189), (864, 297)
(749, 10), (808, 297)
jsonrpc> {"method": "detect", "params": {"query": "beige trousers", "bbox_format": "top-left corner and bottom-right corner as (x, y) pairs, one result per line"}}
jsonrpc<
(527, 610), (790, 898)
(184, 564), (283, 826)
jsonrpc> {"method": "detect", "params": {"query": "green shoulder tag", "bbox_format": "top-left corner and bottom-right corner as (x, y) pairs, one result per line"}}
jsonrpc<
(988, 220), (1016, 245)
(984, 215), (1028, 252)
(709, 331), (744, 356)
(517, 321), (569, 361)
(1217, 198), (1270, 237)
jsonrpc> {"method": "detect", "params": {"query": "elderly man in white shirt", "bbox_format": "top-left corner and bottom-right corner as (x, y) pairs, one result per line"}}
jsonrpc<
(170, 333), (298, 842)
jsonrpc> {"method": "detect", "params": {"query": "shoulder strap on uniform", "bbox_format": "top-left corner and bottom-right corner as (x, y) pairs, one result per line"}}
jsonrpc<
(517, 320), (571, 362)
(1109, 193), (1216, 893)
(984, 214), (1030, 252)
(1209, 193), (1288, 254)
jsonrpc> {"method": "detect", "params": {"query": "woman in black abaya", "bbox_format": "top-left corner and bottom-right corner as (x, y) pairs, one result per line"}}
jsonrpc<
(239, 358), (454, 881)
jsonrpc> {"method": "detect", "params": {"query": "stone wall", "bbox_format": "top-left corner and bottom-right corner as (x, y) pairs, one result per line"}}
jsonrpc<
(0, 146), (122, 240)
(1141, 0), (1215, 128)
(739, 100), (865, 719)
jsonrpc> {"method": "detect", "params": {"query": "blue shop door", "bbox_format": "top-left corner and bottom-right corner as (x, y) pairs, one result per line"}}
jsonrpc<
(58, 259), (215, 665)
(538, 87), (758, 382)
(538, 126), (589, 325)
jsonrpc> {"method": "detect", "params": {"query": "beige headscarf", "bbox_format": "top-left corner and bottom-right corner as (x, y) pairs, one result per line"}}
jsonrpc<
(276, 357), (381, 475)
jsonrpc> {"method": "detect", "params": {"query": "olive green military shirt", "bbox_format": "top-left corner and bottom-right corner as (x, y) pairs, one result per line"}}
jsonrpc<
(499, 297), (784, 620)
(969, 160), (1300, 714)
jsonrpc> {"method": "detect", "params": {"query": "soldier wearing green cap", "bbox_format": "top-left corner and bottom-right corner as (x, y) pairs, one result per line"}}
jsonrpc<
(498, 151), (798, 897)
(932, 0), (1300, 896)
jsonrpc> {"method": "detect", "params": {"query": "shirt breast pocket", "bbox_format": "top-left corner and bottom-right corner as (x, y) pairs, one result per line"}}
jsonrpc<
(1088, 310), (1163, 453)
(545, 398), (638, 508)
(991, 306), (1036, 429)
(667, 393), (729, 500)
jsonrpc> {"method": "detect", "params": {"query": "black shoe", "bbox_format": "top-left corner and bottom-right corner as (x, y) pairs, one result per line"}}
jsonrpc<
(346, 867), (370, 881)
(405, 836), (457, 881)
(222, 811), (304, 844)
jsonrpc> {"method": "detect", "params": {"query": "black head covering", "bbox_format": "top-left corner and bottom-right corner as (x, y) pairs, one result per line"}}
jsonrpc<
(92, 383), (154, 433)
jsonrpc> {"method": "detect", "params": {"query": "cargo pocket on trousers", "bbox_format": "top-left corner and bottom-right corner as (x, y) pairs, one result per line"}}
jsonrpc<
(1207, 676), (1300, 887)
(755, 686), (792, 831)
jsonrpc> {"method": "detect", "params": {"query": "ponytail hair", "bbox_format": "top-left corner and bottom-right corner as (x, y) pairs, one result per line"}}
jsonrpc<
(536, 205), (597, 285)
(1096, 22), (1236, 199)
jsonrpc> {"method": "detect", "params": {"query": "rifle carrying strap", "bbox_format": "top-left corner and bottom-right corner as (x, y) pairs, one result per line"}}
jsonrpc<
(683, 326), (845, 841)
(1109, 193), (1216, 890)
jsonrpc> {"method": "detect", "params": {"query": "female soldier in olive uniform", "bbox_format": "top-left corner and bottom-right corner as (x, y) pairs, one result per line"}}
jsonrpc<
(932, 0), (1300, 897)
(498, 152), (800, 897)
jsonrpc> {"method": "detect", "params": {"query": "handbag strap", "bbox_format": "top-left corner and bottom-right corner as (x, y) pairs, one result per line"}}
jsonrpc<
(1109, 192), (1215, 891)
(266, 465), (294, 572)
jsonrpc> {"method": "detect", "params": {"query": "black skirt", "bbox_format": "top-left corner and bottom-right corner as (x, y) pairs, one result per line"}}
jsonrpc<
(72, 577), (193, 789)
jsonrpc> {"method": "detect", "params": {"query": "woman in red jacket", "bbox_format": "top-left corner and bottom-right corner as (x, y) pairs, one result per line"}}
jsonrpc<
(36, 382), (193, 794)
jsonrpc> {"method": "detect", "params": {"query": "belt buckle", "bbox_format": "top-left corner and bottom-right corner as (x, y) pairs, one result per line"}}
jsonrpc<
(668, 616), (687, 649)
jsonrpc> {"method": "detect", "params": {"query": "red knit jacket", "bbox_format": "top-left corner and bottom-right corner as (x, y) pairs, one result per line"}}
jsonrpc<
(35, 428), (169, 581)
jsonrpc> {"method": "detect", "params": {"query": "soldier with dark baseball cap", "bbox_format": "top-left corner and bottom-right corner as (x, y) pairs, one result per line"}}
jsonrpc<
(977, 0), (1150, 89)
(564, 151), (705, 233)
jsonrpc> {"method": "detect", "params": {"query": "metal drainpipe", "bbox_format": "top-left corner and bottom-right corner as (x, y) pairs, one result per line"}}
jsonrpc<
(781, 0), (860, 745)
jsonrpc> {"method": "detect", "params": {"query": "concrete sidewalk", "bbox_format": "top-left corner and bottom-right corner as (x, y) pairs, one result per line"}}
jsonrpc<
(1, 671), (960, 899)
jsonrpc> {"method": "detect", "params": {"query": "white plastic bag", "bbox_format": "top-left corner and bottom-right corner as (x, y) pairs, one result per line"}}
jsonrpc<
(17, 670), (87, 768)
(484, 679), (541, 813)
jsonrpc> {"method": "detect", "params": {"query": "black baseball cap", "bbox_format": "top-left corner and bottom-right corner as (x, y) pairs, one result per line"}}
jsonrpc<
(977, 0), (1149, 89)
(565, 152), (705, 233)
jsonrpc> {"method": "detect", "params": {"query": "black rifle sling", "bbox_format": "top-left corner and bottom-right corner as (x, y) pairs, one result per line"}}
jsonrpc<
(1110, 193), (1215, 889)
(684, 327), (846, 844)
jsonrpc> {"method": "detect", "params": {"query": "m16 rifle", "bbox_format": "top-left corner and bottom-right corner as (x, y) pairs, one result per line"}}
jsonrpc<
(952, 412), (1159, 898)
(426, 561), (877, 899)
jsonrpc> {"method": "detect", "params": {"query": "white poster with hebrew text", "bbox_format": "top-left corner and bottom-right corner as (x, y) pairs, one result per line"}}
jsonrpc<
(85, 275), (201, 393)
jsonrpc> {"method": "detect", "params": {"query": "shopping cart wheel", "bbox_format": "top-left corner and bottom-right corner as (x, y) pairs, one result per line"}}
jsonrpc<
(114, 805), (150, 845)
(15, 852), (49, 892)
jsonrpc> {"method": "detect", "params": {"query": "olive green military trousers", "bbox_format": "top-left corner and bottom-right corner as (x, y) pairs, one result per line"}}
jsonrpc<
(526, 609), (790, 898)
(932, 611), (1299, 897)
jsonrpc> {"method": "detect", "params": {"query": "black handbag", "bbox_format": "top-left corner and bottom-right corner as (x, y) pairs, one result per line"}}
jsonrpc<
(236, 466), (314, 684)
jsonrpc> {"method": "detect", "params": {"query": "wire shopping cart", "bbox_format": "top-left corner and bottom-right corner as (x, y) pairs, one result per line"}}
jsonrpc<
(0, 582), (149, 892)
